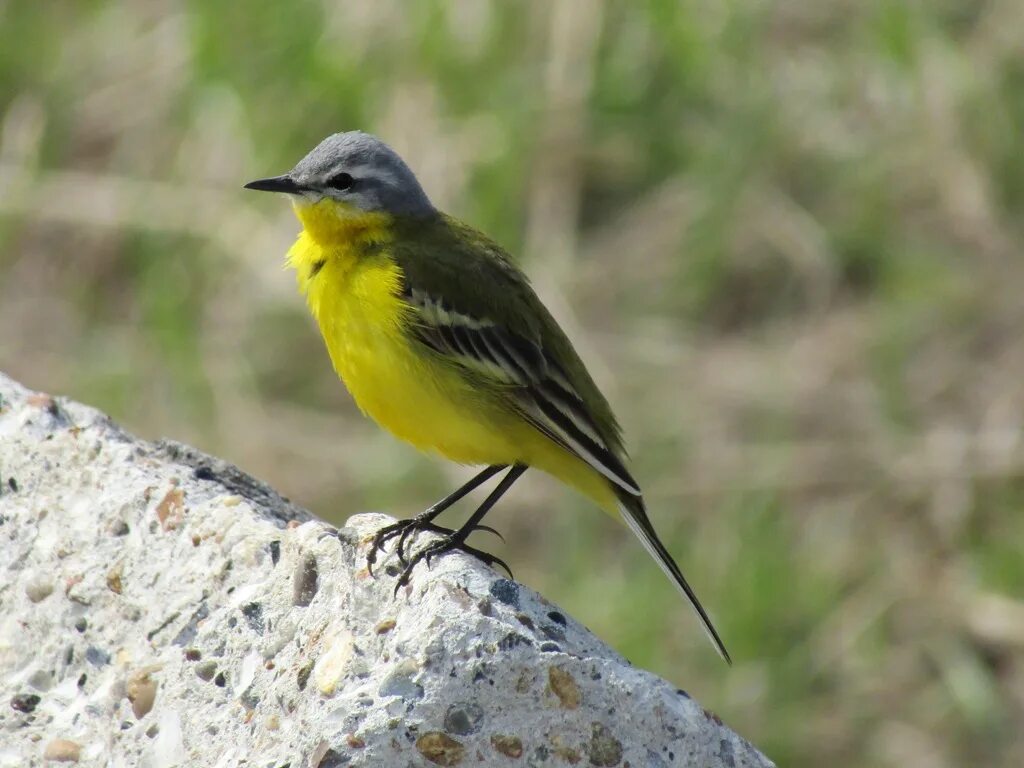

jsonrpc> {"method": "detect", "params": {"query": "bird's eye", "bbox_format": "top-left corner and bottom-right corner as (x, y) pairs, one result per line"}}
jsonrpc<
(327, 172), (354, 191)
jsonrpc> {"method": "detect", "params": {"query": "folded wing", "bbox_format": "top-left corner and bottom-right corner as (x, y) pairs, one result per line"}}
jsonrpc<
(403, 285), (641, 497)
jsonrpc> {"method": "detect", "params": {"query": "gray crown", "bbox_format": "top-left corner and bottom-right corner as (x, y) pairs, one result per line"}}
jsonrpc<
(289, 132), (435, 216)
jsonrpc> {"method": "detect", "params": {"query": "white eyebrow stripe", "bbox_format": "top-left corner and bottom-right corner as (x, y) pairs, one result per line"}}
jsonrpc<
(340, 163), (399, 186)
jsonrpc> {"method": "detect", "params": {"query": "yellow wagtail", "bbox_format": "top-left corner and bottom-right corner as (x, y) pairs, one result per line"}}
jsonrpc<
(245, 132), (730, 662)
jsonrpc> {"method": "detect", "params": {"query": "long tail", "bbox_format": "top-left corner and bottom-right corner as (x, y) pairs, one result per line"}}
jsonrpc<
(617, 491), (732, 664)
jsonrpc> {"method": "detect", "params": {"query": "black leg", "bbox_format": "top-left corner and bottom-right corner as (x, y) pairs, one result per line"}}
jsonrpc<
(366, 464), (507, 573)
(396, 464), (528, 591)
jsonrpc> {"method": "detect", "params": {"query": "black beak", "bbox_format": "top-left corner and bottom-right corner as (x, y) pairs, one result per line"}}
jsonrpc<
(243, 174), (304, 193)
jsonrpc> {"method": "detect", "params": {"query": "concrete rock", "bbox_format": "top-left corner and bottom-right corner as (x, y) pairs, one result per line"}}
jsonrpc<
(0, 372), (774, 767)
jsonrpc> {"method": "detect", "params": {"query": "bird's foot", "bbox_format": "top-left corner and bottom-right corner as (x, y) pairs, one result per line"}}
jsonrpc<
(393, 533), (512, 595)
(366, 515), (504, 575)
(366, 517), (421, 575)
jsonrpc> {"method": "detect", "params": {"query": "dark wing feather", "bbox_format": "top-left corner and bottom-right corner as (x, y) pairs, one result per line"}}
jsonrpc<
(399, 277), (640, 496)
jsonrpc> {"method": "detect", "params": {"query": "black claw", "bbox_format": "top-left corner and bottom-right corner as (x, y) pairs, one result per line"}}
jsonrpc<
(457, 542), (513, 579)
(367, 517), (434, 573)
(389, 531), (511, 593)
(483, 553), (513, 579)
(473, 524), (506, 544)
(396, 529), (415, 563)
(397, 521), (453, 563)
(416, 540), (441, 572)
(370, 510), (512, 594)
(394, 569), (409, 595)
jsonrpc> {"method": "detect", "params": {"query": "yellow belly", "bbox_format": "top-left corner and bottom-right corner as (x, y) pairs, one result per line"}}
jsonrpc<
(298, 240), (519, 465)
(289, 222), (618, 513)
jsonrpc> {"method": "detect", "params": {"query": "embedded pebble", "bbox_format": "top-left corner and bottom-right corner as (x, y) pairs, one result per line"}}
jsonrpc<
(293, 553), (319, 606)
(548, 666), (581, 709)
(416, 732), (464, 766)
(444, 702), (484, 735)
(373, 618), (396, 634)
(195, 661), (217, 682)
(10, 693), (41, 713)
(42, 739), (81, 762)
(106, 562), (123, 594)
(126, 668), (158, 719)
(155, 488), (184, 531)
(241, 602), (264, 633)
(85, 647), (110, 667)
(314, 629), (354, 696)
(488, 579), (519, 607)
(296, 662), (313, 691)
(588, 722), (624, 767)
(316, 748), (346, 768)
(491, 734), (523, 759)
(25, 574), (54, 603)
(547, 610), (567, 626)
(27, 670), (54, 691)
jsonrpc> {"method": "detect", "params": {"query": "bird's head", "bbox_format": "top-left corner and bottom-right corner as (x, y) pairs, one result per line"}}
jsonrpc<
(245, 132), (435, 239)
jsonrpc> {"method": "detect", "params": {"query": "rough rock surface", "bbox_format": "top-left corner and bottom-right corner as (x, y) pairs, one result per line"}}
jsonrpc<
(0, 371), (773, 768)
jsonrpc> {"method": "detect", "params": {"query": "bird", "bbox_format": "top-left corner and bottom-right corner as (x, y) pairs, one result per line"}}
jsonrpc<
(245, 131), (730, 663)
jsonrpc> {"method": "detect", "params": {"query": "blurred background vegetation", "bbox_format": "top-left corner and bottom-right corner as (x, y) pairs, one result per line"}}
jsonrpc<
(2, 0), (1023, 765)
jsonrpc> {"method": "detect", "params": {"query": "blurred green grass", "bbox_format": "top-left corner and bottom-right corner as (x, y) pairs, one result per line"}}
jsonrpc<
(2, 1), (1024, 765)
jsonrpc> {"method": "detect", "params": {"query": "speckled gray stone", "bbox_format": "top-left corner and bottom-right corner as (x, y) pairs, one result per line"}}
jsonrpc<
(0, 372), (774, 767)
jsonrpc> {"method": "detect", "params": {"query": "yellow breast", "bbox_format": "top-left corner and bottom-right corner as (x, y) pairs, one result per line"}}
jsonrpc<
(287, 201), (520, 465)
